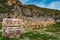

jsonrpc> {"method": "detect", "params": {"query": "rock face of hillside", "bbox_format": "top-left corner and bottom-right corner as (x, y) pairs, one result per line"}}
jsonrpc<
(0, 0), (60, 22)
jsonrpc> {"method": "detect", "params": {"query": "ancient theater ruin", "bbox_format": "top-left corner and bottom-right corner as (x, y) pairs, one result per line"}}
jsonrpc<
(2, 14), (56, 39)
(2, 0), (56, 39)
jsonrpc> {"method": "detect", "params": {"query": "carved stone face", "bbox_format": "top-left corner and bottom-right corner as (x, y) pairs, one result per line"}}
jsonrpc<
(7, 0), (17, 6)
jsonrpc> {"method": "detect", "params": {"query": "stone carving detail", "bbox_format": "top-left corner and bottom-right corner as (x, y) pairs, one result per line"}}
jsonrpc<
(2, 18), (26, 39)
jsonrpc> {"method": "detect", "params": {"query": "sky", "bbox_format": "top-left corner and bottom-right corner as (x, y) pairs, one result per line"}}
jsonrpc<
(19, 0), (60, 10)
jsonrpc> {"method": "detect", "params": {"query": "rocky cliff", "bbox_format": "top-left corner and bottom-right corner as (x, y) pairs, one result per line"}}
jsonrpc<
(0, 0), (60, 22)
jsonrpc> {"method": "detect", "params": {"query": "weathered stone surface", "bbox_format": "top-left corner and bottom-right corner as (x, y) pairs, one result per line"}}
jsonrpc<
(2, 18), (26, 39)
(3, 27), (24, 38)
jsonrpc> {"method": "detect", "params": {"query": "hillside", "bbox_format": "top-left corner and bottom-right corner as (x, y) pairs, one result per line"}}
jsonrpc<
(0, 0), (60, 22)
